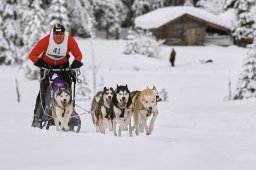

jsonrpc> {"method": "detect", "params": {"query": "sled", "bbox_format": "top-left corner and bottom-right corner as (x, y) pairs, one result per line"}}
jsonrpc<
(38, 67), (82, 133)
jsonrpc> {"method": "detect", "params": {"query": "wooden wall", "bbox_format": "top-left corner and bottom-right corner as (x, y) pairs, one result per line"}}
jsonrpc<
(151, 15), (207, 45)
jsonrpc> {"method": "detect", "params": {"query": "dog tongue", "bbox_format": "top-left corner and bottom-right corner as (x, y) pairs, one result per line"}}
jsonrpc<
(118, 102), (126, 108)
(147, 109), (152, 116)
(107, 99), (111, 105)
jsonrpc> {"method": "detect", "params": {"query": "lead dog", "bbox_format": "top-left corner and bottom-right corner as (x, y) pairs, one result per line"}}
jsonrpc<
(91, 87), (114, 133)
(51, 79), (73, 132)
(131, 86), (161, 104)
(112, 85), (133, 136)
(132, 87), (159, 135)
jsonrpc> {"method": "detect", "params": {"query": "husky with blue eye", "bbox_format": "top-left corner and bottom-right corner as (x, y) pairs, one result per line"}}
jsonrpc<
(111, 85), (133, 137)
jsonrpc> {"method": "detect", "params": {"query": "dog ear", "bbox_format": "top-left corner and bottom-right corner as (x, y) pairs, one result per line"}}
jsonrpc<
(125, 84), (128, 88)
(116, 84), (119, 89)
(153, 86), (156, 90)
(127, 94), (132, 107)
(65, 83), (70, 91)
(104, 87), (107, 91)
(56, 87), (62, 94)
(110, 87), (114, 92)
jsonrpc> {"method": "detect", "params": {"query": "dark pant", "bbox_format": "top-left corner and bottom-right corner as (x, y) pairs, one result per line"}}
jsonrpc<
(32, 62), (72, 127)
(170, 60), (175, 67)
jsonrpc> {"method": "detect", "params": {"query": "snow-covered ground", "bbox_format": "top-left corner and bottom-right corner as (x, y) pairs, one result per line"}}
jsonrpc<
(1, 39), (256, 170)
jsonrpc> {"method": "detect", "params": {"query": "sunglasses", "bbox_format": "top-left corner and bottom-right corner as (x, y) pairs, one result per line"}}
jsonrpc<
(54, 32), (64, 35)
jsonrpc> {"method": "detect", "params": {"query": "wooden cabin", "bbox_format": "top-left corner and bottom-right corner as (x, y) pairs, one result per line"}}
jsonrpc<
(135, 6), (232, 46)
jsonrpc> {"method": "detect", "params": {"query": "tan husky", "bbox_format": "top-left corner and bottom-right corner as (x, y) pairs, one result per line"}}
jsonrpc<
(132, 87), (159, 136)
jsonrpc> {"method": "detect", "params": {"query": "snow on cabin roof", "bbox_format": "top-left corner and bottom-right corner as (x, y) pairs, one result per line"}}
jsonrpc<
(135, 6), (233, 30)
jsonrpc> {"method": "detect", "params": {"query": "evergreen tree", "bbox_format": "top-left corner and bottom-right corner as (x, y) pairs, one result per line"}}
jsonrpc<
(233, 38), (256, 99)
(47, 0), (70, 31)
(68, 0), (93, 37)
(132, 0), (164, 18)
(21, 0), (47, 79)
(197, 0), (225, 14)
(225, 0), (256, 43)
(93, 0), (122, 39)
(124, 29), (164, 58)
(121, 0), (134, 27)
(0, 0), (22, 65)
(22, 0), (46, 59)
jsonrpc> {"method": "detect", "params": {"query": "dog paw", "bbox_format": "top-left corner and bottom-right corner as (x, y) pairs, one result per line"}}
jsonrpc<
(146, 132), (151, 135)
(149, 128), (153, 133)
(64, 127), (70, 131)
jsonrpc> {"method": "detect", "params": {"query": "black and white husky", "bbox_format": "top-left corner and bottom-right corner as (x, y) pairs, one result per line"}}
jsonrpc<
(52, 88), (73, 131)
(112, 85), (133, 136)
(91, 87), (114, 134)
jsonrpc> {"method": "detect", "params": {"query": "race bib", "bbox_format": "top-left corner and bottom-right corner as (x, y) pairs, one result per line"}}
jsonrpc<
(46, 32), (69, 60)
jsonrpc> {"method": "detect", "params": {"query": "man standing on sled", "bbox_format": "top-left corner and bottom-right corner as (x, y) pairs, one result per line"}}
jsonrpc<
(29, 23), (83, 127)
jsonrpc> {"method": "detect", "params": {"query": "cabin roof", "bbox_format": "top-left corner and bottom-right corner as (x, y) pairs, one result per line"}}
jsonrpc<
(135, 6), (232, 32)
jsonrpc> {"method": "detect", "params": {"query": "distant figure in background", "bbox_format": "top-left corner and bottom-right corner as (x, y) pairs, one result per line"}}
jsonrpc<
(169, 48), (176, 67)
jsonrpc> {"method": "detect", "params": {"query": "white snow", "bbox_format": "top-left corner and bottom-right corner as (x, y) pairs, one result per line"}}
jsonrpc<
(1, 39), (256, 170)
(218, 8), (237, 22)
(135, 6), (233, 30)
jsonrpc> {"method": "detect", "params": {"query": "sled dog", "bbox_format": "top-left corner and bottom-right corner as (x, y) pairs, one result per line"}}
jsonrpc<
(91, 87), (114, 133)
(112, 85), (133, 136)
(131, 86), (161, 104)
(132, 87), (159, 136)
(52, 86), (73, 131)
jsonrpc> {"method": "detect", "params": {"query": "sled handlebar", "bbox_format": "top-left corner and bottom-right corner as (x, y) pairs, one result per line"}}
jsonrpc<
(40, 67), (80, 72)
(40, 67), (81, 81)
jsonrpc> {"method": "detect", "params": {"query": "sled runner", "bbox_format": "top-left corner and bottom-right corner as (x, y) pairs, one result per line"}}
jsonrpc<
(37, 67), (82, 133)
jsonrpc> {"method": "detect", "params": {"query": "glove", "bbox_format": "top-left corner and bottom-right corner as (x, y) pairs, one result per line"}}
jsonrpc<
(71, 60), (83, 69)
(34, 58), (45, 68)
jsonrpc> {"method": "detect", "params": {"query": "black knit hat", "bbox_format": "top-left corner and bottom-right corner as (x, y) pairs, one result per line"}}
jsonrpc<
(53, 24), (65, 33)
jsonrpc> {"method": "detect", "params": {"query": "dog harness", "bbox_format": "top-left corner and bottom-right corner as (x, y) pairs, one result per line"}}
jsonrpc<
(103, 105), (112, 119)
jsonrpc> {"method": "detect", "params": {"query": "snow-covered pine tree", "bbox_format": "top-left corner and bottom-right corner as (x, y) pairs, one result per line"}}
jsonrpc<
(93, 0), (122, 39)
(132, 0), (165, 18)
(196, 0), (225, 15)
(225, 0), (256, 45)
(152, 0), (165, 10)
(0, 0), (22, 65)
(0, 4), (10, 65)
(47, 0), (70, 31)
(121, 0), (165, 28)
(233, 38), (256, 99)
(67, 0), (93, 37)
(20, 0), (47, 80)
(124, 29), (164, 58)
(132, 0), (150, 17)
(124, 30), (139, 54)
(120, 0), (134, 27)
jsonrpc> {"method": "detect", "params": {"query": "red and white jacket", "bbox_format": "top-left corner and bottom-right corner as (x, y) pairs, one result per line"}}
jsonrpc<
(29, 33), (82, 66)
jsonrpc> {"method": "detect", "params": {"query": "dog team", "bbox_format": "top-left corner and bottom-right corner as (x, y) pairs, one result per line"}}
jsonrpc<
(91, 85), (161, 136)
(50, 77), (161, 136)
